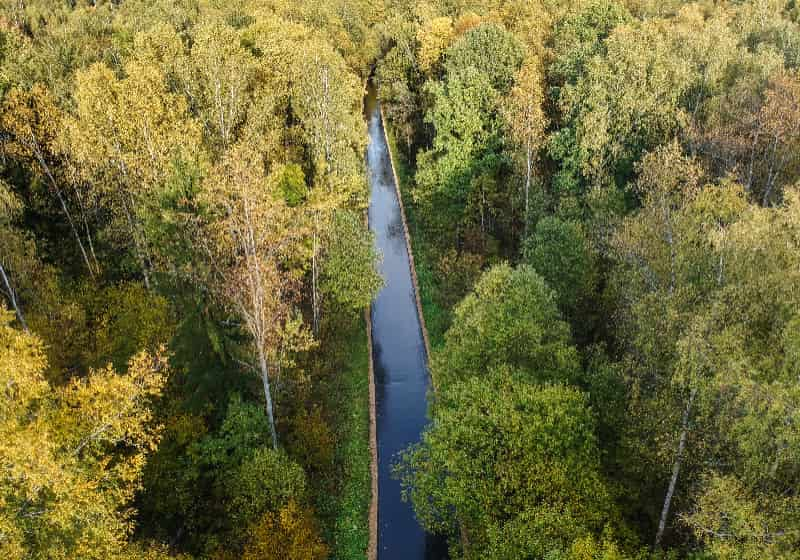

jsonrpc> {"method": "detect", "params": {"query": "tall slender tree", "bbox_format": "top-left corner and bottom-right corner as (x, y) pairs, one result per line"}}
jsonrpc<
(200, 143), (311, 449)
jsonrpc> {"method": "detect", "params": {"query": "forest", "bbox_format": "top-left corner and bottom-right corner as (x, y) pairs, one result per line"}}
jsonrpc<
(0, 1), (798, 560)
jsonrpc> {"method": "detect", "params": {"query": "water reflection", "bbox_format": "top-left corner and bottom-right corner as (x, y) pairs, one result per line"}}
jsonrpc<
(365, 83), (448, 560)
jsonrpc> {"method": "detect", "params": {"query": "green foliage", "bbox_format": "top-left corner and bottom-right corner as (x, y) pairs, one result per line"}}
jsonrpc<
(684, 474), (800, 560)
(444, 23), (524, 93)
(549, 0), (633, 88)
(522, 216), (595, 316)
(287, 406), (335, 473)
(79, 282), (175, 371)
(321, 210), (382, 313)
(432, 263), (581, 387)
(277, 163), (307, 207)
(432, 248), (484, 310)
(414, 21), (525, 245)
(415, 66), (501, 235)
(561, 20), (694, 186)
(226, 448), (308, 527)
(399, 371), (614, 557)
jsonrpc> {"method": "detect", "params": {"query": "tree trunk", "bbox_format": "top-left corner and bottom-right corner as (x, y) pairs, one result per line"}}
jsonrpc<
(312, 215), (320, 336)
(0, 262), (28, 332)
(257, 346), (279, 450)
(121, 196), (152, 290)
(524, 145), (532, 236)
(73, 183), (100, 273)
(33, 147), (94, 276)
(655, 387), (697, 547)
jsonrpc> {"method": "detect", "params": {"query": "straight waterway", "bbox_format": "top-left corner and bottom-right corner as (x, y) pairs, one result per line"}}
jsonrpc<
(365, 85), (447, 560)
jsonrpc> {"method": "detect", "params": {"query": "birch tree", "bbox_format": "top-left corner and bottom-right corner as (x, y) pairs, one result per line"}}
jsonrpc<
(180, 20), (257, 151)
(200, 143), (311, 449)
(0, 180), (33, 332)
(0, 311), (169, 560)
(290, 38), (366, 334)
(611, 143), (712, 546)
(504, 57), (547, 233)
(66, 59), (201, 289)
(0, 85), (96, 275)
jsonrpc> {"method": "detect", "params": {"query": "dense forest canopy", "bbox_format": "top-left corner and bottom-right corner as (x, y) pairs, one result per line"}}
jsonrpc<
(0, 0), (798, 559)
(1, 1), (382, 558)
(377, 1), (800, 558)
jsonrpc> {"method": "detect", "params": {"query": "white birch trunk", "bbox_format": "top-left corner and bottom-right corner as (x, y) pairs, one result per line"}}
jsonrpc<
(0, 262), (28, 332)
(257, 346), (278, 450)
(655, 387), (697, 547)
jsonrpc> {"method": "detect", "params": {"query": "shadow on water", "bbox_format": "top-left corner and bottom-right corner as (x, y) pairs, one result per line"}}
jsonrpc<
(365, 83), (449, 560)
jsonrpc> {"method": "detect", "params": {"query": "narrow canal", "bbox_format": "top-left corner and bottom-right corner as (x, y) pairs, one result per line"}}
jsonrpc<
(365, 86), (447, 560)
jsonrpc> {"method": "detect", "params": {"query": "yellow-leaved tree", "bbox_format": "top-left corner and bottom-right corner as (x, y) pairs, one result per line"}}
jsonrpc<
(65, 59), (202, 289)
(200, 143), (312, 450)
(0, 310), (169, 559)
(242, 500), (328, 560)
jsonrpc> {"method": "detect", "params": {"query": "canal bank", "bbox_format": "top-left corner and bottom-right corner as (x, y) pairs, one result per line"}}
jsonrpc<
(365, 85), (446, 560)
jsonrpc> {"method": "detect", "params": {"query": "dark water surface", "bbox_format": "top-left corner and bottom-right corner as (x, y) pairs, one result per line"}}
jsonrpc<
(365, 86), (447, 560)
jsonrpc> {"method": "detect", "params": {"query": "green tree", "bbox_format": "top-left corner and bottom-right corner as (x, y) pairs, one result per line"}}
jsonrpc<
(684, 474), (800, 560)
(432, 263), (580, 388)
(320, 210), (382, 314)
(443, 22), (524, 93)
(399, 372), (614, 558)
(559, 18), (693, 186)
(522, 216), (595, 318)
(415, 66), (500, 239)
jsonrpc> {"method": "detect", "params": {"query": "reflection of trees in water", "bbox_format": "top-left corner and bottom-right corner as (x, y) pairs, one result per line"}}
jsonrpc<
(388, 216), (404, 240)
(370, 336), (388, 409)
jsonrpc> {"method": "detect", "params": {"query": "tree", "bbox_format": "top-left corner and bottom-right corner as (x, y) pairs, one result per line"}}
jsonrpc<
(319, 210), (381, 315)
(66, 59), (201, 288)
(0, 311), (168, 560)
(415, 23), (525, 245)
(443, 23), (524, 94)
(200, 143), (311, 449)
(504, 57), (548, 232)
(399, 371), (614, 558)
(192, 396), (308, 535)
(417, 16), (453, 77)
(559, 18), (694, 186)
(522, 216), (595, 317)
(699, 68), (800, 206)
(610, 144), (718, 546)
(0, 179), (34, 331)
(0, 85), (95, 274)
(415, 65), (500, 238)
(431, 264), (580, 388)
(242, 500), (327, 560)
(684, 474), (800, 559)
(289, 36), (367, 334)
(548, 0), (632, 89)
(609, 145), (800, 546)
(180, 20), (257, 151)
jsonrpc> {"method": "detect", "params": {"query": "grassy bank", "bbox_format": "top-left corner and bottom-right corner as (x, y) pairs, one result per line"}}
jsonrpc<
(315, 318), (371, 559)
(383, 125), (450, 350)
